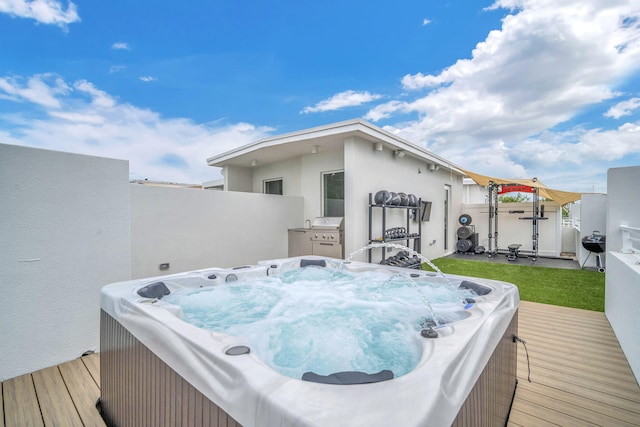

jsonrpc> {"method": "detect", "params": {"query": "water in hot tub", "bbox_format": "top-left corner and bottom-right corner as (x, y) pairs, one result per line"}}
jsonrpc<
(164, 267), (476, 380)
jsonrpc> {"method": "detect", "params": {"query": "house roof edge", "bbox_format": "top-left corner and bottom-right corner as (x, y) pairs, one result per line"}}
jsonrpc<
(206, 118), (464, 174)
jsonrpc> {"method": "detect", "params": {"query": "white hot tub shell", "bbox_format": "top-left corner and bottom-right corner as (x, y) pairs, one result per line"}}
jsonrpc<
(100, 256), (519, 426)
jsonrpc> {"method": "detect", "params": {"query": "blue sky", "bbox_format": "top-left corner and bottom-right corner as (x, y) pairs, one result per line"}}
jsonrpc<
(1, 0), (639, 193)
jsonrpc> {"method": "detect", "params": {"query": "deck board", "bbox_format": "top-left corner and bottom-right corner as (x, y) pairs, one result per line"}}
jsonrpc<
(31, 367), (84, 427)
(58, 358), (105, 427)
(2, 373), (44, 427)
(508, 407), (560, 427)
(517, 380), (640, 425)
(81, 353), (101, 388)
(518, 360), (640, 398)
(2, 301), (640, 426)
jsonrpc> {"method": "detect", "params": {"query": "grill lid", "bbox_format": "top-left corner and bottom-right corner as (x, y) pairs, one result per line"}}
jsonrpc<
(311, 217), (344, 230)
(582, 232), (606, 253)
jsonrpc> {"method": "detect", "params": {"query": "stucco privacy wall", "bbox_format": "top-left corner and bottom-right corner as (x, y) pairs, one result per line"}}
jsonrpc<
(461, 202), (561, 257)
(606, 166), (640, 383)
(344, 137), (464, 262)
(130, 185), (304, 278)
(579, 194), (607, 269)
(0, 144), (131, 381)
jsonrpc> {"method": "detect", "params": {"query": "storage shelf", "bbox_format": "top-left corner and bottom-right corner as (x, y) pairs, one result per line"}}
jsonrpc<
(370, 237), (420, 243)
(370, 204), (418, 209)
(368, 193), (422, 264)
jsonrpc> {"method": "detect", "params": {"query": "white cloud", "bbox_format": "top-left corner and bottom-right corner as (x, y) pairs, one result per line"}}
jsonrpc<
(604, 97), (640, 119)
(364, 101), (409, 122)
(73, 79), (116, 108)
(367, 0), (640, 192)
(301, 90), (382, 114)
(109, 65), (126, 74)
(111, 42), (130, 50)
(139, 76), (157, 82)
(393, 0), (640, 139)
(0, 73), (69, 108)
(0, 73), (274, 183)
(0, 0), (80, 29)
(503, 123), (640, 191)
(422, 18), (431, 26)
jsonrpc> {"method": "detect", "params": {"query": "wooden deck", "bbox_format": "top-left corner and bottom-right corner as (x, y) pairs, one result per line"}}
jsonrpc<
(509, 301), (640, 426)
(1, 352), (104, 427)
(2, 301), (640, 426)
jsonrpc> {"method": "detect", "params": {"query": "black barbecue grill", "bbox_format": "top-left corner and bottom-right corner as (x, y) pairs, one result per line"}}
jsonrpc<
(581, 231), (606, 272)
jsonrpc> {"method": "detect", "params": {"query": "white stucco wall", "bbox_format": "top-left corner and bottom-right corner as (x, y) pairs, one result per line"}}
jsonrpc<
(225, 165), (253, 192)
(461, 202), (561, 257)
(579, 194), (607, 269)
(606, 167), (640, 251)
(462, 180), (489, 204)
(300, 150), (344, 220)
(130, 185), (304, 278)
(605, 166), (640, 383)
(344, 137), (464, 262)
(251, 156), (303, 196)
(0, 144), (130, 381)
(561, 226), (578, 253)
(245, 151), (343, 224)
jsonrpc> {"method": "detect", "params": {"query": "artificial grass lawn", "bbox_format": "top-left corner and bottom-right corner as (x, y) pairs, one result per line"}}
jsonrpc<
(425, 258), (605, 312)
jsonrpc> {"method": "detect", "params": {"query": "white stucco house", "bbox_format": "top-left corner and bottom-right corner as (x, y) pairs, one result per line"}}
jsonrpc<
(206, 118), (580, 262)
(207, 119), (467, 262)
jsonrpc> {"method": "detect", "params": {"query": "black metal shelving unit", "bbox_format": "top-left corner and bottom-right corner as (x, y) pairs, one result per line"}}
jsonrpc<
(368, 192), (422, 264)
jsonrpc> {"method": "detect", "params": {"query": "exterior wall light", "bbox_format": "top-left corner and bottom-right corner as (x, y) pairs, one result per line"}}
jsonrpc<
(394, 150), (405, 158)
(250, 159), (258, 167)
(311, 145), (319, 154)
(375, 142), (383, 152)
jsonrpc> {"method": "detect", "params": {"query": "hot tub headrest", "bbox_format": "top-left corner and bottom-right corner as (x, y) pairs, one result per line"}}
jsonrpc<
(137, 281), (171, 299)
(458, 280), (491, 296)
(301, 370), (394, 385)
(300, 259), (327, 268)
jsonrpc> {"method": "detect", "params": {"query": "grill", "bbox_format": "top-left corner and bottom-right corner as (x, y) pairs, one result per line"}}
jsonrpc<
(582, 232), (605, 253)
(581, 231), (606, 272)
(309, 217), (344, 258)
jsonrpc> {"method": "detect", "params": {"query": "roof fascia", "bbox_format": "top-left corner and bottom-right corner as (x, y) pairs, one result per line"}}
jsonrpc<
(206, 119), (366, 165)
(206, 118), (464, 175)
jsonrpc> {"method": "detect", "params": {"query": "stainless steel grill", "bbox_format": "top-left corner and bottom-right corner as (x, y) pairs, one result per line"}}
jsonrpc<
(310, 217), (343, 241)
(310, 217), (344, 258)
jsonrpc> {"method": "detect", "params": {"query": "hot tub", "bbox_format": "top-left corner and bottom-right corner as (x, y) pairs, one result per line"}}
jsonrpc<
(100, 256), (519, 426)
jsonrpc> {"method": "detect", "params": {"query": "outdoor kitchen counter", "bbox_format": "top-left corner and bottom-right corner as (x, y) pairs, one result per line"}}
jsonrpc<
(288, 217), (345, 259)
(288, 228), (312, 257)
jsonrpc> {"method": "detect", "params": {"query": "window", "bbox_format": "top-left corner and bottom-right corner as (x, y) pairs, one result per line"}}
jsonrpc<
(264, 179), (283, 195)
(322, 171), (344, 217)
